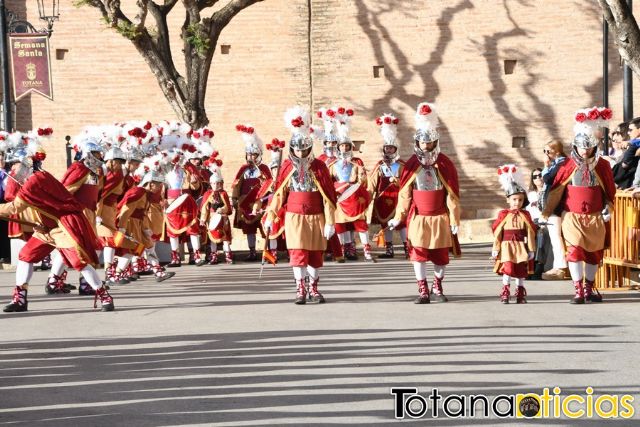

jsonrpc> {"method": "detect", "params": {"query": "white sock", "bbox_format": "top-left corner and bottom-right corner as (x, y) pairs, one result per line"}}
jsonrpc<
(515, 278), (525, 287)
(103, 247), (115, 265)
(16, 260), (34, 286)
(568, 262), (584, 282)
(190, 235), (201, 251)
(359, 231), (369, 245)
(307, 265), (319, 280)
(146, 247), (159, 266)
(399, 228), (407, 243)
(117, 255), (131, 271)
(269, 239), (278, 250)
(223, 241), (231, 252)
(384, 229), (393, 243)
(80, 266), (102, 290)
(412, 262), (427, 280)
(210, 242), (218, 252)
(434, 265), (446, 279)
(169, 237), (180, 251)
(584, 263), (598, 281)
(50, 252), (66, 276)
(247, 234), (256, 248)
(293, 266), (307, 280)
(338, 231), (351, 245)
(502, 274), (511, 286)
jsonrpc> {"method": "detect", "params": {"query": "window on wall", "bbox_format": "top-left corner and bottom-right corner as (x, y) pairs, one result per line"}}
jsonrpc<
(512, 137), (526, 148)
(373, 65), (385, 78)
(221, 45), (231, 55)
(504, 60), (517, 75)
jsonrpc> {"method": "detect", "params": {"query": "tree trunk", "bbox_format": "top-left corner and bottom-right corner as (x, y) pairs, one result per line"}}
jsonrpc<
(598, 0), (640, 78)
(83, 0), (264, 129)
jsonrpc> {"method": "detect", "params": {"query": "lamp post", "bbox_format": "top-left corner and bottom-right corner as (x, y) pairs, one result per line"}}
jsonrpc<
(0, 1), (60, 131)
(36, 0), (60, 36)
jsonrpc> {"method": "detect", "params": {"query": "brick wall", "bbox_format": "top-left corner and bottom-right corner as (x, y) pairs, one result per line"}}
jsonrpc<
(8, 0), (639, 220)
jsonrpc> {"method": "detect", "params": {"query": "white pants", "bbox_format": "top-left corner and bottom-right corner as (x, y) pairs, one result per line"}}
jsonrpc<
(546, 215), (567, 269)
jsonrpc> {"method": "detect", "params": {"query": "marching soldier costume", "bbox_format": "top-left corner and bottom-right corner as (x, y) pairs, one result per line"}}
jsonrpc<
(315, 108), (344, 262)
(542, 107), (616, 304)
(48, 136), (105, 295)
(231, 124), (271, 261)
(491, 165), (536, 304)
(369, 113), (408, 258)
(328, 107), (373, 261)
(200, 161), (235, 265)
(389, 102), (461, 304)
(0, 145), (114, 313)
(265, 106), (337, 304)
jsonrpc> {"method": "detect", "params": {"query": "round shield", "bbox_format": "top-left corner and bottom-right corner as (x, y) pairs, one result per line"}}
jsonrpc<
(208, 213), (223, 230)
(166, 193), (190, 214)
(337, 183), (372, 217)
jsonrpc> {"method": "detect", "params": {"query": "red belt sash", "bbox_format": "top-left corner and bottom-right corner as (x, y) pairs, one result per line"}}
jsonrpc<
(103, 193), (120, 206)
(286, 191), (323, 215)
(130, 208), (145, 220)
(413, 189), (447, 216)
(502, 229), (526, 242)
(564, 185), (603, 214)
(74, 183), (99, 211)
(167, 189), (184, 199)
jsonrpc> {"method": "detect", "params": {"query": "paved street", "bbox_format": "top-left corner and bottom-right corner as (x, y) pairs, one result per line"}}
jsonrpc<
(1, 244), (640, 425)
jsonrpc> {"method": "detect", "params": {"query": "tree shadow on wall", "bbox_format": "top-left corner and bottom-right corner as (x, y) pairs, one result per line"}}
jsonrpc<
(353, 0), (572, 213)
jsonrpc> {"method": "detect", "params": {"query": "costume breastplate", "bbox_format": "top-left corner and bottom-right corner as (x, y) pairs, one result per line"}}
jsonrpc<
(243, 166), (261, 179)
(334, 161), (353, 183)
(380, 161), (400, 178)
(571, 166), (597, 187)
(289, 166), (318, 192)
(167, 169), (184, 190)
(413, 166), (443, 191)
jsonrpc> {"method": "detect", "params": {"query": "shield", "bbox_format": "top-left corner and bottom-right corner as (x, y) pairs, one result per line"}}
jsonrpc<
(337, 183), (372, 218)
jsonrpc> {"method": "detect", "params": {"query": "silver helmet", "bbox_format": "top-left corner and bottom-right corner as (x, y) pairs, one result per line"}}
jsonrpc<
(139, 170), (165, 187)
(104, 147), (126, 162)
(127, 148), (144, 163)
(572, 132), (597, 150)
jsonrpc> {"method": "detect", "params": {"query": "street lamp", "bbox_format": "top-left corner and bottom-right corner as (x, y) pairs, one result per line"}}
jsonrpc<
(0, 1), (60, 130)
(36, 0), (60, 36)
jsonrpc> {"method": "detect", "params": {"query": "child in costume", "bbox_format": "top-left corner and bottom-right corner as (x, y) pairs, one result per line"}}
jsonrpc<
(491, 165), (537, 304)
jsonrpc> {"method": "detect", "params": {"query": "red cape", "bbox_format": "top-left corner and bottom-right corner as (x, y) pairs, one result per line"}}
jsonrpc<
(549, 157), (616, 203)
(233, 163), (271, 185)
(102, 169), (124, 198)
(275, 158), (337, 205)
(117, 187), (146, 213)
(61, 161), (91, 188)
(492, 208), (537, 233)
(18, 171), (101, 263)
(399, 153), (460, 197)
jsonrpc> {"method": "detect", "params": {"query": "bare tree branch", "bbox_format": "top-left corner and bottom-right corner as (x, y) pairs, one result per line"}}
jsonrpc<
(597, 0), (640, 77)
(198, 0), (221, 9)
(81, 0), (263, 127)
(210, 0), (264, 29)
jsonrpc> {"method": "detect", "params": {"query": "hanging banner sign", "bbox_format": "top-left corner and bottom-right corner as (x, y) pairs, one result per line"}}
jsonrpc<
(9, 33), (53, 101)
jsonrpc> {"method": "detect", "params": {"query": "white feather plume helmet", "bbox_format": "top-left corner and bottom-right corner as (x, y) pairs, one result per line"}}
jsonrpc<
(334, 106), (355, 144)
(414, 102), (440, 142)
(284, 106), (311, 138)
(573, 106), (612, 149)
(0, 131), (10, 153)
(190, 126), (215, 158)
(235, 123), (263, 154)
(376, 113), (399, 146)
(284, 105), (313, 151)
(497, 164), (527, 197)
(203, 154), (224, 184)
(315, 107), (339, 142)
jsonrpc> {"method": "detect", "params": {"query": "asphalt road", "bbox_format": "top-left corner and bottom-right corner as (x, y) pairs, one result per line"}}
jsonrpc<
(1, 244), (639, 426)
